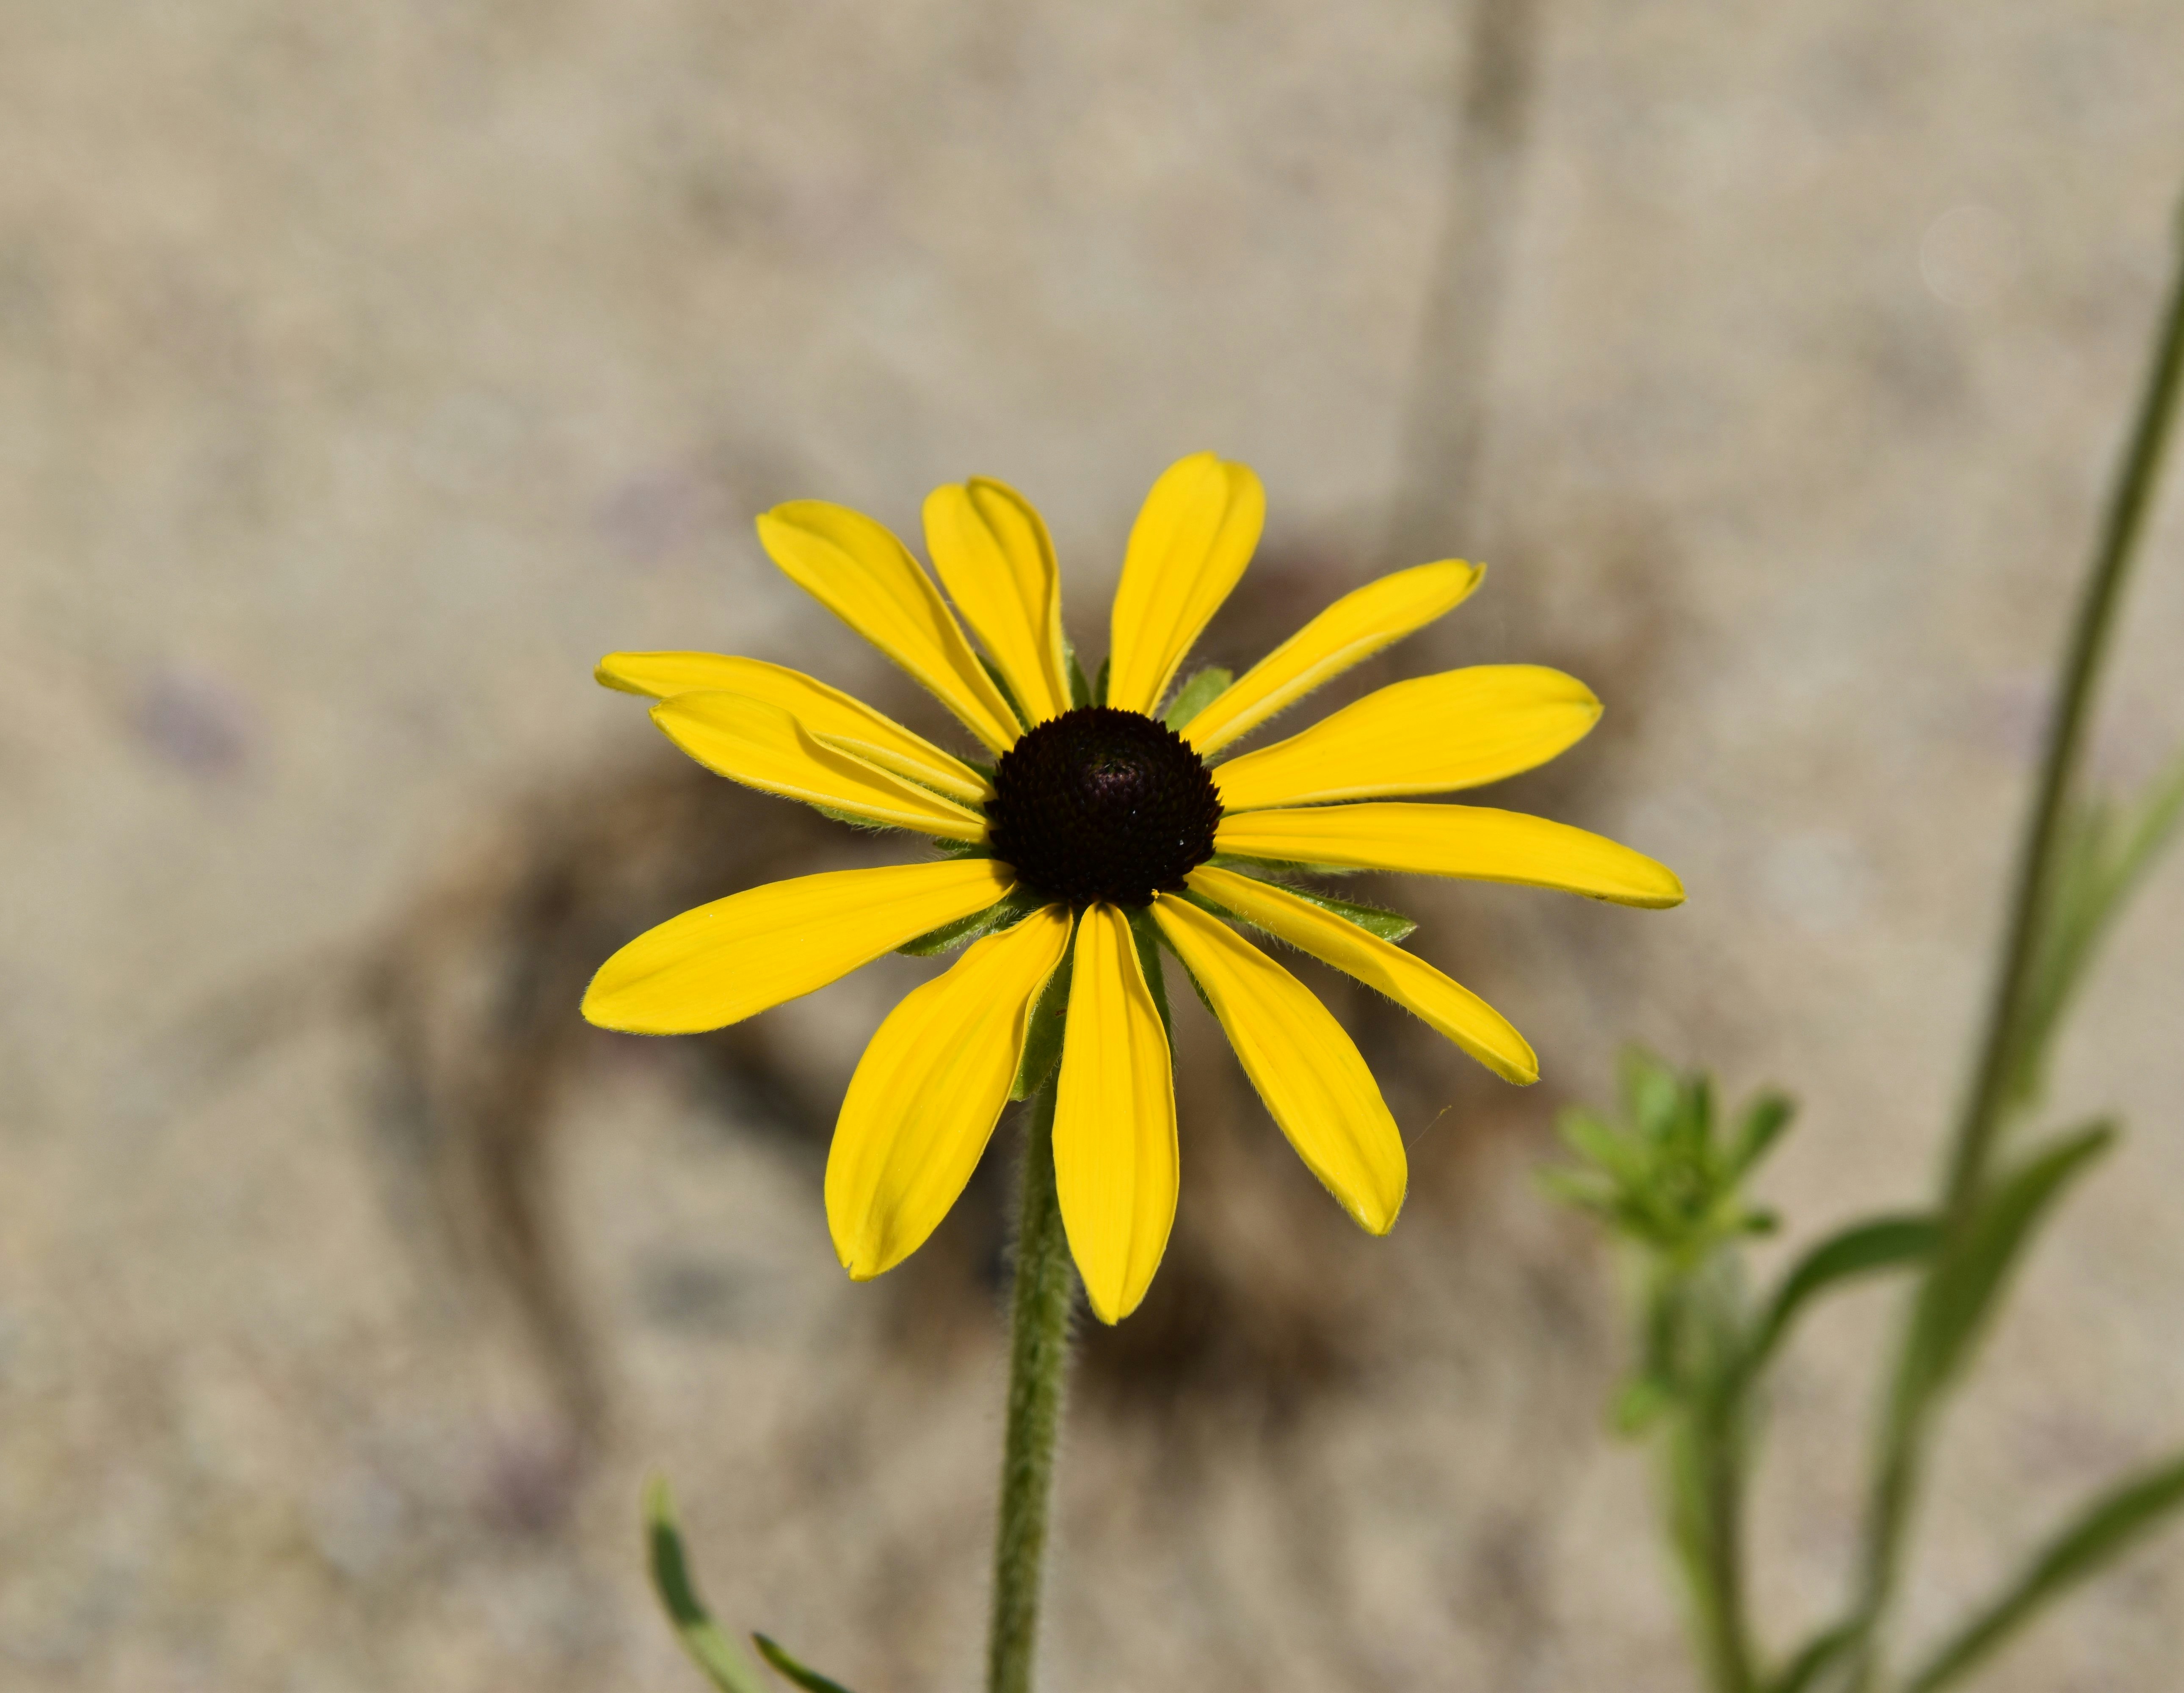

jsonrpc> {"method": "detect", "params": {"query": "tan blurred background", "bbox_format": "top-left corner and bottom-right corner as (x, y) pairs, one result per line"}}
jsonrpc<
(5, 2), (2184, 1689)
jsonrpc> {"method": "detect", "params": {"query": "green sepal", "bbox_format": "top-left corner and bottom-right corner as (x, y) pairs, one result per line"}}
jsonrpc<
(643, 1477), (769, 1693)
(1093, 655), (1110, 706)
(1149, 918), (1218, 1020)
(812, 806), (905, 834)
(929, 836), (994, 859)
(1011, 937), (1074, 1101)
(1162, 666), (1233, 731)
(1066, 644), (1093, 710)
(753, 1635), (859, 1693)
(1208, 861), (1418, 942)
(1124, 906), (1173, 1043)
(896, 888), (1043, 957)
(1207, 849), (1362, 878)
(978, 654), (1032, 733)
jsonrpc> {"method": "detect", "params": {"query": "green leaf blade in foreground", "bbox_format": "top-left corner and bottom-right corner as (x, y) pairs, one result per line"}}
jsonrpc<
(754, 1633), (861, 1693)
(643, 1477), (768, 1693)
(1765, 1619), (1860, 1693)
(1903, 1448), (2184, 1693)
(1743, 1213), (1940, 1378)
(1905, 1121), (2115, 1407)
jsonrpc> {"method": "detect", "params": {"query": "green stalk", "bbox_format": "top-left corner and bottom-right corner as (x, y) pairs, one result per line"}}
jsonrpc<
(1664, 1270), (1758, 1693)
(1847, 195), (2184, 1692)
(987, 1078), (1075, 1693)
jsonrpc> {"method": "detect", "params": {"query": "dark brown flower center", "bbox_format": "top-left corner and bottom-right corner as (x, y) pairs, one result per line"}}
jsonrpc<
(985, 706), (1222, 907)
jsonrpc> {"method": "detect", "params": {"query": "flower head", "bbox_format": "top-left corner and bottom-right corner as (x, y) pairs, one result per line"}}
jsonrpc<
(585, 453), (1683, 1322)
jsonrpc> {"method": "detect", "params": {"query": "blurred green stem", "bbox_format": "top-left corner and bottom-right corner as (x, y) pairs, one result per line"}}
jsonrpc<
(988, 1078), (1073, 1693)
(1665, 1271), (1758, 1693)
(1849, 193), (2184, 1691)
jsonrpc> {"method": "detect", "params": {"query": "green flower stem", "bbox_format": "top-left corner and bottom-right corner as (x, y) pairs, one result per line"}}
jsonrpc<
(1849, 192), (2184, 1692)
(1944, 194), (2184, 1213)
(988, 1076), (1074, 1693)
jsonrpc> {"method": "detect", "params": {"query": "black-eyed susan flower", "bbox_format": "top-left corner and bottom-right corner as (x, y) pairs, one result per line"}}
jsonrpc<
(584, 452), (1682, 1323)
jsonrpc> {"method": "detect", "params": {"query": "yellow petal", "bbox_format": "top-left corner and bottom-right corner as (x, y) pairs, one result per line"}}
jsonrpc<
(1186, 866), (1536, 1084)
(652, 692), (987, 839)
(827, 905), (1073, 1280)
(1215, 803), (1685, 907)
(1104, 453), (1265, 714)
(1209, 665), (1601, 811)
(1149, 893), (1406, 1234)
(1053, 903), (1178, 1324)
(583, 858), (1012, 1034)
(1180, 561), (1483, 755)
(923, 479), (1071, 725)
(595, 652), (989, 803)
(757, 500), (1022, 753)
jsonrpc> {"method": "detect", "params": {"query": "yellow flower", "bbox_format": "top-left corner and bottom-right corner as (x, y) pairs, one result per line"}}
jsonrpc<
(584, 453), (1683, 1322)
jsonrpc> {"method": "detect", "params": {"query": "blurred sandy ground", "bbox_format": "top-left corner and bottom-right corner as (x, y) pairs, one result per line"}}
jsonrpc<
(3, 1), (2184, 1689)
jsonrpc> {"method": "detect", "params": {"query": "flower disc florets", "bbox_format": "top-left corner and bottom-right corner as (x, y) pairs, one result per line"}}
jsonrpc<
(986, 706), (1222, 907)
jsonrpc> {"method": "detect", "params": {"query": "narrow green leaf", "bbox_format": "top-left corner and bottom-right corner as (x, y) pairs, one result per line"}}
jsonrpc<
(896, 889), (1042, 956)
(1618, 1047), (1683, 1142)
(1727, 1091), (1797, 1177)
(1010, 940), (1074, 1101)
(1908, 1122), (2115, 1404)
(1066, 645), (1093, 710)
(643, 1478), (769, 1693)
(1767, 1619), (1861, 1693)
(1903, 1448), (2184, 1693)
(1162, 665), (1233, 731)
(1742, 1214), (1939, 1377)
(753, 1634), (859, 1693)
(2006, 747), (2184, 1114)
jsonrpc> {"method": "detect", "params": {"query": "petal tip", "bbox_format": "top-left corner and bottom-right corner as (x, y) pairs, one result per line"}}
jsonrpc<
(594, 654), (651, 696)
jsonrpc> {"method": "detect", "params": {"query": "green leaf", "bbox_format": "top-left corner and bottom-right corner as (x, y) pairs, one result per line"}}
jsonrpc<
(1010, 940), (1074, 1101)
(2006, 747), (2184, 1114)
(1905, 1122), (2115, 1406)
(1902, 1448), (2184, 1693)
(1161, 666), (1233, 730)
(1618, 1047), (1684, 1144)
(1742, 1213), (1939, 1378)
(1066, 644), (1093, 710)
(753, 1634), (859, 1693)
(643, 1477), (769, 1693)
(1726, 1091), (1797, 1177)
(1612, 1374), (1676, 1436)
(896, 889), (1041, 956)
(1766, 1619), (1861, 1693)
(1124, 906), (1173, 1042)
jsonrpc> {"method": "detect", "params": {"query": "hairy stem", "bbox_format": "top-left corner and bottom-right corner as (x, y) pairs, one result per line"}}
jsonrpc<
(988, 1080), (1074, 1693)
(1848, 193), (2184, 1692)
